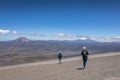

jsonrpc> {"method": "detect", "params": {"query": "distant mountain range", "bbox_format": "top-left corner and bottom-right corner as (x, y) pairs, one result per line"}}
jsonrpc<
(10, 37), (98, 43)
(0, 37), (120, 66)
(0, 37), (120, 55)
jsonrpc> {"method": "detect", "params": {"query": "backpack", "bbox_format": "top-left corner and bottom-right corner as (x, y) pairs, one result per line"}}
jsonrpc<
(83, 50), (87, 56)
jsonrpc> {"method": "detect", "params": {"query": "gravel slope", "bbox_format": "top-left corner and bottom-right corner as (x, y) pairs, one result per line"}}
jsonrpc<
(0, 52), (120, 80)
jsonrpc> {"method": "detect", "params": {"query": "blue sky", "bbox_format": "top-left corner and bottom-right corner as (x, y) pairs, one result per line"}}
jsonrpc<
(0, 0), (120, 41)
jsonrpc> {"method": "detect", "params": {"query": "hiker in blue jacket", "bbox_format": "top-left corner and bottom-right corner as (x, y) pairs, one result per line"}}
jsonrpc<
(81, 47), (89, 69)
(58, 50), (63, 64)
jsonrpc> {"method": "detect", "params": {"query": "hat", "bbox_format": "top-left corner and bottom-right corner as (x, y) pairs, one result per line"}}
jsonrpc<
(83, 47), (87, 50)
(59, 50), (62, 53)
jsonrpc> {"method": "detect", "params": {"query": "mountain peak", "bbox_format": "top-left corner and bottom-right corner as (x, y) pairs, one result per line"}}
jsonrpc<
(15, 37), (30, 42)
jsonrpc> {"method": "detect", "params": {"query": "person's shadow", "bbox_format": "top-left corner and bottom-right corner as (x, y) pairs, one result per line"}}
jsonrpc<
(76, 68), (84, 70)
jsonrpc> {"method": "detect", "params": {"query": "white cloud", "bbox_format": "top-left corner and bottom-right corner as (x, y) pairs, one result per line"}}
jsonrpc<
(0, 29), (10, 34)
(0, 29), (18, 34)
(31, 33), (45, 37)
(55, 33), (120, 42)
(11, 31), (18, 34)
(107, 36), (120, 42)
(55, 33), (88, 40)
(56, 33), (65, 38)
(55, 33), (98, 41)
(90, 36), (120, 42)
(114, 36), (120, 39)
(55, 33), (76, 40)
(80, 37), (87, 40)
(88, 36), (97, 41)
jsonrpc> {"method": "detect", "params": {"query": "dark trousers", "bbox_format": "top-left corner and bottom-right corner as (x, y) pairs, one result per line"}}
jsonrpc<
(58, 58), (62, 63)
(82, 56), (88, 68)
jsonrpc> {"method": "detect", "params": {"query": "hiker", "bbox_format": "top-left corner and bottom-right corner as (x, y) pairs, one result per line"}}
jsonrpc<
(58, 50), (63, 64)
(81, 47), (89, 69)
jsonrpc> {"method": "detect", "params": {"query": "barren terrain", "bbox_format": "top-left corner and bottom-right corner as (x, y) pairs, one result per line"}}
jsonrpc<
(0, 52), (120, 80)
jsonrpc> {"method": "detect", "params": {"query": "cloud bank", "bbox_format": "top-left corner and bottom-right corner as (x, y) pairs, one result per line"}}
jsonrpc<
(55, 33), (120, 42)
(0, 29), (120, 42)
(0, 29), (45, 37)
(0, 29), (10, 34)
(0, 29), (18, 34)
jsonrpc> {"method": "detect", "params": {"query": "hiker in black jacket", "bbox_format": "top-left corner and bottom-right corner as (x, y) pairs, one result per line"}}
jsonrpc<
(81, 47), (89, 69)
(58, 50), (63, 64)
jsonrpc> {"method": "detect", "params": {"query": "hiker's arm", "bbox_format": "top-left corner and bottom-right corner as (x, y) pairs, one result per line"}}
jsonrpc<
(81, 51), (83, 55)
(87, 51), (89, 55)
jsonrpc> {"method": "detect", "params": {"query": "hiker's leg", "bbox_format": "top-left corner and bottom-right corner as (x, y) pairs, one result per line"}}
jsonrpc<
(60, 58), (62, 64)
(59, 58), (62, 64)
(84, 57), (88, 68)
(59, 58), (60, 64)
(82, 56), (85, 68)
(83, 58), (86, 68)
